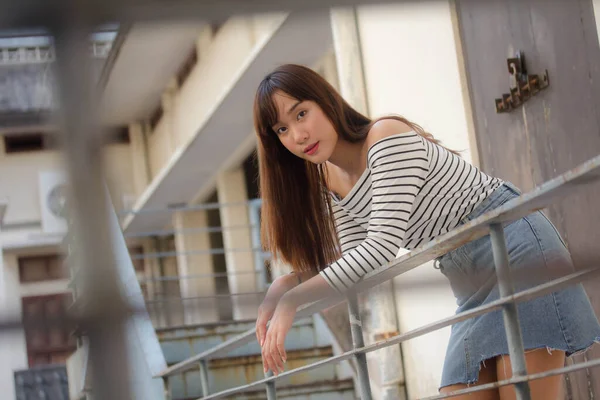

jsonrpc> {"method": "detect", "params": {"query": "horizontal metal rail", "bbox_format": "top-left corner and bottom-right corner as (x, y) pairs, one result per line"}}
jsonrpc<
(130, 247), (270, 260)
(156, 154), (600, 380)
(119, 199), (262, 216)
(123, 223), (260, 238)
(421, 357), (600, 400)
(194, 267), (600, 399)
(145, 291), (267, 303)
(137, 270), (265, 283)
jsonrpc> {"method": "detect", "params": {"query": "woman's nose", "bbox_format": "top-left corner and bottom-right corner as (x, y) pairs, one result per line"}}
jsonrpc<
(292, 128), (308, 144)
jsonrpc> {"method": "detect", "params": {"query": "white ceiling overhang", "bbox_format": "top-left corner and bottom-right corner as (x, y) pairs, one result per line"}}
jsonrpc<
(121, 11), (333, 234)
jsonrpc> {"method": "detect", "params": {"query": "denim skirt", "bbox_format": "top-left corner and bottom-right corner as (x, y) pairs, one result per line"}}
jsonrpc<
(436, 182), (600, 389)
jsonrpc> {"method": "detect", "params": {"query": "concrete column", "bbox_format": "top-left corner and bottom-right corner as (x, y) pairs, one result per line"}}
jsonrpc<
(195, 25), (214, 61)
(142, 239), (159, 327)
(0, 134), (6, 156)
(330, 8), (369, 114)
(161, 78), (179, 153)
(330, 8), (407, 400)
(142, 238), (183, 329)
(216, 168), (258, 320)
(160, 236), (185, 328)
(173, 210), (219, 324)
(128, 123), (150, 198)
(321, 50), (340, 92)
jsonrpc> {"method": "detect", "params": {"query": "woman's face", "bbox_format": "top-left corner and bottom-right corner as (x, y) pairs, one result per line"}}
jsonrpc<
(271, 91), (337, 164)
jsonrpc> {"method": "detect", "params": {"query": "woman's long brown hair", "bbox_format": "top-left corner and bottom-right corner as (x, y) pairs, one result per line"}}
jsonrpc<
(253, 64), (456, 275)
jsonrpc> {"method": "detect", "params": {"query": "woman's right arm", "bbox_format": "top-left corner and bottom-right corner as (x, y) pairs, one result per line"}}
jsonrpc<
(256, 271), (311, 347)
(256, 202), (366, 347)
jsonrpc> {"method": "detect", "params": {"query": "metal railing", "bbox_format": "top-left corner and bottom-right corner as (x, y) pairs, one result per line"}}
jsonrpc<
(155, 154), (600, 400)
(2, 2), (599, 400)
(69, 198), (274, 330)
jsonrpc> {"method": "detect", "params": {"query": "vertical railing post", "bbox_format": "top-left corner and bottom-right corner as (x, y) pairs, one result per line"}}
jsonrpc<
(265, 370), (277, 399)
(248, 199), (267, 291)
(199, 360), (210, 397)
(162, 377), (171, 400)
(347, 293), (373, 400)
(490, 223), (532, 400)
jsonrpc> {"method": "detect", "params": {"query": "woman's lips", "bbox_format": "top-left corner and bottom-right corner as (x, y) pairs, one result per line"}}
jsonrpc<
(304, 142), (319, 155)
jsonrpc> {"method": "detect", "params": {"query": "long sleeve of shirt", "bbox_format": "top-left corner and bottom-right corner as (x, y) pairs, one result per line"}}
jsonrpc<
(319, 134), (430, 293)
(331, 201), (367, 255)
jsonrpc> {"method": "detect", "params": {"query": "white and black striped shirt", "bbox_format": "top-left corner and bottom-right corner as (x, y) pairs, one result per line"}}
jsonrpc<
(320, 131), (503, 293)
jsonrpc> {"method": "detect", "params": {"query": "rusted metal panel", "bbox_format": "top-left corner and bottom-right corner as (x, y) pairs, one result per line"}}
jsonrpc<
(455, 0), (600, 397)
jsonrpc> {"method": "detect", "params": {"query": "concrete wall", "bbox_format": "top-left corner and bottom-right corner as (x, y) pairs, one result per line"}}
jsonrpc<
(0, 135), (134, 396)
(356, 1), (474, 397)
(0, 143), (134, 226)
(0, 151), (63, 225)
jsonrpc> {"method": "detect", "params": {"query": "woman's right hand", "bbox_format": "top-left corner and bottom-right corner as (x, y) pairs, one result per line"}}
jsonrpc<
(256, 273), (298, 348)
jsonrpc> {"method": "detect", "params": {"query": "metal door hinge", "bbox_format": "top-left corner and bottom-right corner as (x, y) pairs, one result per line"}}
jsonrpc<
(495, 51), (550, 113)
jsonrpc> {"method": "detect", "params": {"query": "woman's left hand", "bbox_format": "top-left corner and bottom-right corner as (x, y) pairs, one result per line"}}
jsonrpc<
(261, 293), (298, 375)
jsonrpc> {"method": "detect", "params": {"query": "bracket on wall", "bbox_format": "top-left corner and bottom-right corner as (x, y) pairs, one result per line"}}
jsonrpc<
(494, 51), (550, 113)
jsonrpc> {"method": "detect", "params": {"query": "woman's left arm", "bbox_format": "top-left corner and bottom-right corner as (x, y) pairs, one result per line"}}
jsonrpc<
(261, 273), (334, 375)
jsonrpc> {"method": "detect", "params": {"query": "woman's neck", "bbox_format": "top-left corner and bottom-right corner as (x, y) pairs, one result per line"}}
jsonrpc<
(327, 137), (367, 178)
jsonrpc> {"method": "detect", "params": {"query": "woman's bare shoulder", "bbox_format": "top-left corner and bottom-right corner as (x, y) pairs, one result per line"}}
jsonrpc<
(366, 118), (414, 149)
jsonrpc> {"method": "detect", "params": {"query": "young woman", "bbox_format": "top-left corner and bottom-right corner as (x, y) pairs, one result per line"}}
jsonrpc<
(252, 63), (600, 399)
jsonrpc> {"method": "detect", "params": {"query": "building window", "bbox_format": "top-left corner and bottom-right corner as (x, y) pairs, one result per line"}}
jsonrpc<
(3, 133), (52, 153)
(105, 126), (130, 144)
(19, 255), (68, 283)
(22, 294), (76, 367)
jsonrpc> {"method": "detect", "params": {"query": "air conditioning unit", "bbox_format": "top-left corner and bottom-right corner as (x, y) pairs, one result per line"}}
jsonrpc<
(38, 171), (69, 234)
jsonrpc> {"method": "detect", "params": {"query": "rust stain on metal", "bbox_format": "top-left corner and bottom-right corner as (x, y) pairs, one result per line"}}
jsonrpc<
(374, 330), (400, 341)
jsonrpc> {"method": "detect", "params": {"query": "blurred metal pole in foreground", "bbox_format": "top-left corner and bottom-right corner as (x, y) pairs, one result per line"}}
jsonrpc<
(51, 7), (133, 400)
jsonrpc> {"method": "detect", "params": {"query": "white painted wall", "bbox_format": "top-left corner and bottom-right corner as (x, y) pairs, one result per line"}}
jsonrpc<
(0, 144), (134, 226)
(0, 141), (135, 395)
(0, 151), (63, 225)
(356, 1), (473, 397)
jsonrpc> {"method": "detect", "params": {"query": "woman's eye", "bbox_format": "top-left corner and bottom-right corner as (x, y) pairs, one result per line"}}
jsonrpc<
(297, 110), (307, 120)
(276, 127), (287, 135)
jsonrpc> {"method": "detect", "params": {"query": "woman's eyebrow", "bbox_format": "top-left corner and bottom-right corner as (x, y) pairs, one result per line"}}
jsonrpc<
(286, 101), (302, 115)
(274, 101), (302, 127)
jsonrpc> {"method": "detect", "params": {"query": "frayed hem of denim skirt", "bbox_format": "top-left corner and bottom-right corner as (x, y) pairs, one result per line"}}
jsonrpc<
(438, 337), (600, 390)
